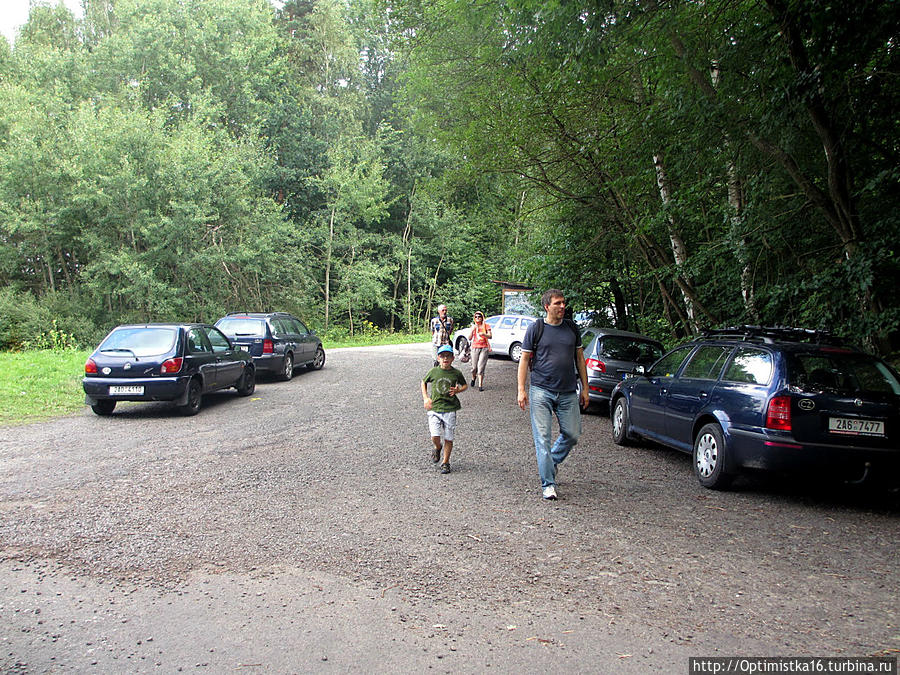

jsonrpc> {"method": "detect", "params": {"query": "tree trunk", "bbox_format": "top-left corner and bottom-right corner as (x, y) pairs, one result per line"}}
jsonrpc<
(652, 153), (697, 331)
(391, 182), (415, 333)
(609, 277), (628, 331)
(707, 60), (758, 320)
(324, 207), (335, 331)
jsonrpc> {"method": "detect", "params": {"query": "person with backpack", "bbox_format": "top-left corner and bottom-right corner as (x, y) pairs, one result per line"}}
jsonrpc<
(516, 289), (589, 500)
(430, 304), (455, 366)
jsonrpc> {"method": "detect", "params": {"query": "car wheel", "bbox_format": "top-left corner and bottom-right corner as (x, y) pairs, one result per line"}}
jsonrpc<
(693, 423), (733, 490)
(278, 352), (294, 381)
(91, 400), (116, 416)
(509, 342), (522, 363)
(611, 397), (632, 446)
(308, 346), (325, 371)
(178, 379), (202, 416)
(455, 336), (469, 353)
(236, 366), (256, 396)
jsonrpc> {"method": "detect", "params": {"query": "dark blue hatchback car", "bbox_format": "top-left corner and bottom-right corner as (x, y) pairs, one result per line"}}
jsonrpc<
(83, 323), (255, 416)
(610, 327), (900, 489)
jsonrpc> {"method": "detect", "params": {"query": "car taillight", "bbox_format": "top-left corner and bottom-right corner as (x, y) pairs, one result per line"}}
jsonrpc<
(160, 357), (183, 374)
(85, 358), (98, 374)
(585, 358), (606, 373)
(766, 395), (792, 431)
(263, 339), (274, 354)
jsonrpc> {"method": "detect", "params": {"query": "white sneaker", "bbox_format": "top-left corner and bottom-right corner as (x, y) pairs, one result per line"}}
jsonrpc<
(542, 485), (557, 500)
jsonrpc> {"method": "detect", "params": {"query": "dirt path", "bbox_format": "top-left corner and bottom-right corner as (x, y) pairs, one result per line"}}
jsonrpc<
(1, 343), (898, 672)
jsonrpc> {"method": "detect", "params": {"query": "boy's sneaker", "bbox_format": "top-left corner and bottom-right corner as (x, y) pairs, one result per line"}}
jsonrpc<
(440, 463), (451, 474)
(431, 447), (440, 463)
(542, 485), (558, 500)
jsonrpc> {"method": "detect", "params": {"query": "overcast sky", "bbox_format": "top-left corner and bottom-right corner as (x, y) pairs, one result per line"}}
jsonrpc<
(0, 0), (84, 45)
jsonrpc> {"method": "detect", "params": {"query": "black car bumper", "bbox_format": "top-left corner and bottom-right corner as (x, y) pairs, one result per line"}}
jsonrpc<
(586, 374), (624, 403)
(83, 376), (191, 403)
(250, 353), (286, 373)
(728, 427), (900, 476)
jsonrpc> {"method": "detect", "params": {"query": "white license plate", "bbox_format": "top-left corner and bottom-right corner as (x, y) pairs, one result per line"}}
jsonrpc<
(109, 385), (144, 395)
(828, 417), (884, 437)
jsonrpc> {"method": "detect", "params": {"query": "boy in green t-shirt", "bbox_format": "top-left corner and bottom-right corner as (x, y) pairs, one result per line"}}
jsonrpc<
(421, 344), (468, 474)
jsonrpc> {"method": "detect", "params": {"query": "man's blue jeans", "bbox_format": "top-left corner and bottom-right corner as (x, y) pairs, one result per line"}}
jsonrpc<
(529, 384), (582, 488)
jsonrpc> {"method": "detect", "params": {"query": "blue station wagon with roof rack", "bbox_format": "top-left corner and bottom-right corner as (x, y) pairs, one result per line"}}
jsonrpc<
(610, 326), (900, 489)
(214, 312), (324, 381)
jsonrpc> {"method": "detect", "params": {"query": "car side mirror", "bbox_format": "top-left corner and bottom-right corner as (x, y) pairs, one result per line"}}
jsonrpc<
(633, 365), (646, 376)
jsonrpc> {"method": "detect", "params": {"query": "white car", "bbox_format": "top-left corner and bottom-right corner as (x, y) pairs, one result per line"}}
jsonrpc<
(451, 314), (538, 363)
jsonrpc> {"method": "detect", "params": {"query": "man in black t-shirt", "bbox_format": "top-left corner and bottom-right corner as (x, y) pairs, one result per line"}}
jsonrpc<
(516, 289), (589, 500)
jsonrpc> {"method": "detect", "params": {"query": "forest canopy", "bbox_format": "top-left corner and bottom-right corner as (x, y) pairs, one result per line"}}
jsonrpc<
(0, 0), (897, 353)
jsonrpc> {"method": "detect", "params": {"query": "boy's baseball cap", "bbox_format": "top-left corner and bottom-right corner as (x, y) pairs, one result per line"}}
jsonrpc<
(437, 345), (454, 356)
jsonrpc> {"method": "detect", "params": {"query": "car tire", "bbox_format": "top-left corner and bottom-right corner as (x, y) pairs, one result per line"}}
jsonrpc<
(693, 423), (733, 490)
(236, 366), (256, 396)
(277, 352), (294, 381)
(308, 346), (325, 371)
(91, 400), (116, 416)
(509, 342), (522, 363)
(178, 379), (202, 416)
(611, 397), (632, 446)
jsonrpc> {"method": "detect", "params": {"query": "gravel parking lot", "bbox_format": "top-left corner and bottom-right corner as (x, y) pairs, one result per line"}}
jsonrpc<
(1, 343), (898, 672)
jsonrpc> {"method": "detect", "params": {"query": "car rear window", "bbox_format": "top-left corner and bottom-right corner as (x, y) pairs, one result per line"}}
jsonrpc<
(99, 327), (177, 357)
(601, 336), (664, 363)
(581, 330), (597, 349)
(788, 352), (900, 395)
(216, 318), (266, 337)
(723, 347), (773, 385)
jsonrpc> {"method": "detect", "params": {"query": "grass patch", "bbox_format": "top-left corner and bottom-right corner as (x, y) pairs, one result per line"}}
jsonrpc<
(0, 334), (429, 425)
(323, 332), (430, 349)
(0, 350), (91, 425)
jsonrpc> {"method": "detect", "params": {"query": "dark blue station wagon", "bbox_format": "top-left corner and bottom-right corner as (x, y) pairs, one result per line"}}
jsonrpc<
(610, 327), (900, 489)
(215, 312), (324, 381)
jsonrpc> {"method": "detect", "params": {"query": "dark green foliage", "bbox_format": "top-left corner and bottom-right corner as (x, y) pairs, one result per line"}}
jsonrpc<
(0, 0), (895, 353)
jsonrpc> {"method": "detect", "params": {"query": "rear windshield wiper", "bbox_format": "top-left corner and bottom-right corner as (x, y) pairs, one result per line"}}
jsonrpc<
(99, 348), (138, 356)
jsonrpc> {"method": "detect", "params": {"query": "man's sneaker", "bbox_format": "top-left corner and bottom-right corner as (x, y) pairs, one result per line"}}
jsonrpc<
(542, 485), (557, 500)
(440, 463), (451, 474)
(432, 447), (440, 463)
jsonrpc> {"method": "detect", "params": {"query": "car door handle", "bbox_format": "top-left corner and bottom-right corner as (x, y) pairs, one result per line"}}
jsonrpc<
(699, 391), (709, 398)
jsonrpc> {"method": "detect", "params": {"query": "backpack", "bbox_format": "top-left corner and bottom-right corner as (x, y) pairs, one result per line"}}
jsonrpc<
(528, 318), (580, 370)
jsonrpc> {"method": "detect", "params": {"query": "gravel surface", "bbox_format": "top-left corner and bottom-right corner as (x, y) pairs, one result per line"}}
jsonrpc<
(1, 342), (898, 672)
